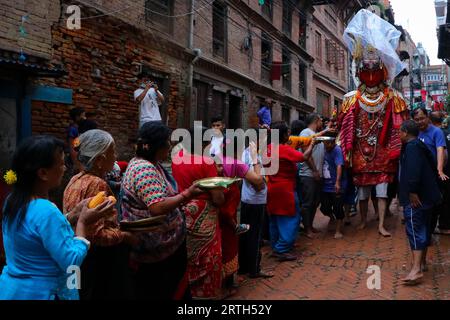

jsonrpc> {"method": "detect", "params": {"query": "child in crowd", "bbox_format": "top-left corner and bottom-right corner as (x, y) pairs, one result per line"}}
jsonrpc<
(320, 133), (346, 239)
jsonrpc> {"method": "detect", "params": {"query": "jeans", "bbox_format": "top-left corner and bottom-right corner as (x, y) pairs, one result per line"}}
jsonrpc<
(269, 191), (301, 253)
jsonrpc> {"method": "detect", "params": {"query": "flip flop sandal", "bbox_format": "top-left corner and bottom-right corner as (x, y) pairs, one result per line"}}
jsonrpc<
(235, 224), (250, 235)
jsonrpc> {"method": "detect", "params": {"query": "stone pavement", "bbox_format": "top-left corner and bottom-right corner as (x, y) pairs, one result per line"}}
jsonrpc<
(233, 201), (450, 300)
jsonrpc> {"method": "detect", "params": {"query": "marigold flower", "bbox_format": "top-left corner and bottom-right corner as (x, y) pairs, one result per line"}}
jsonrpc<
(4, 170), (17, 185)
(73, 137), (80, 149)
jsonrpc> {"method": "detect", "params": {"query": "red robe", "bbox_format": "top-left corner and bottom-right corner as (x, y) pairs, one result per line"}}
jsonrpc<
(338, 89), (408, 186)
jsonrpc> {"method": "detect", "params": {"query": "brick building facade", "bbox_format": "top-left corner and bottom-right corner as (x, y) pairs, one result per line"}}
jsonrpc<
(0, 0), (373, 164)
(190, 0), (317, 128)
(310, 4), (348, 117)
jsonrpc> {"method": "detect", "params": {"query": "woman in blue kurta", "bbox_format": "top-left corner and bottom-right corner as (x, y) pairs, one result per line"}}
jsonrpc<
(0, 135), (114, 300)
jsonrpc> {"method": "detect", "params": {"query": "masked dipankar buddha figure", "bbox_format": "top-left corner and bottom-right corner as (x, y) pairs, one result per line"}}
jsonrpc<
(338, 9), (409, 236)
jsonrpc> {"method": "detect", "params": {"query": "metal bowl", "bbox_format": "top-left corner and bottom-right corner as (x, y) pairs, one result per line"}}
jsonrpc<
(314, 136), (336, 142)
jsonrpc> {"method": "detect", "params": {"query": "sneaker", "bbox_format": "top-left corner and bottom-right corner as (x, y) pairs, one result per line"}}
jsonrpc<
(235, 224), (250, 235)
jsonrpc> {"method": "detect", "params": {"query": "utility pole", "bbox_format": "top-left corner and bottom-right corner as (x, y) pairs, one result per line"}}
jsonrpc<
(410, 60), (414, 109)
(186, 0), (196, 127)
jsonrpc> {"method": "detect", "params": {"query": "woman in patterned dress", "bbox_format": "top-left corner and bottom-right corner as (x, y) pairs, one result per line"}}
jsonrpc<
(63, 129), (137, 299)
(121, 122), (203, 299)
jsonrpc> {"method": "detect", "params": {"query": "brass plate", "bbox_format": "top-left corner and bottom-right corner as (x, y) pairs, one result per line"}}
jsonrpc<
(121, 225), (161, 232)
(194, 177), (242, 189)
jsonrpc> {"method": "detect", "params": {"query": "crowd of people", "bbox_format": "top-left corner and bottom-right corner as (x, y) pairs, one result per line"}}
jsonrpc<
(0, 75), (449, 299)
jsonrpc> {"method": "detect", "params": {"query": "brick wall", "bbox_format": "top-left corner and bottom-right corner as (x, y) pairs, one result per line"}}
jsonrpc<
(32, 12), (188, 160)
(310, 5), (349, 114)
(0, 0), (60, 59)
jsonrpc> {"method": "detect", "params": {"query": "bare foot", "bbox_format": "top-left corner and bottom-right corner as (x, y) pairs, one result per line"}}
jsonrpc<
(378, 227), (391, 237)
(402, 271), (423, 285)
(356, 222), (366, 230)
(434, 228), (450, 235)
(334, 232), (343, 239)
(305, 232), (316, 239)
(311, 227), (320, 233)
(421, 263), (429, 272)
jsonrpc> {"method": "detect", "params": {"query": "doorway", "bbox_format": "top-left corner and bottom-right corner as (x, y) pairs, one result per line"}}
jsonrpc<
(0, 97), (17, 169)
(228, 95), (241, 129)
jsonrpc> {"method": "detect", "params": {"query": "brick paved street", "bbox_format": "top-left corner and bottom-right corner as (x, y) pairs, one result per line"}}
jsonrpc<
(233, 201), (450, 300)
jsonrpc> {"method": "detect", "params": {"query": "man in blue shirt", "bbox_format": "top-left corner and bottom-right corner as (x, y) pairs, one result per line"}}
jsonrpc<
(257, 98), (272, 129)
(413, 108), (449, 237)
(399, 120), (441, 285)
(413, 108), (448, 181)
(429, 111), (450, 235)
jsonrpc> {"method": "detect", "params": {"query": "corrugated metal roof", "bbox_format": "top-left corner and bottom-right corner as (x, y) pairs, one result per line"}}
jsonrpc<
(0, 50), (65, 76)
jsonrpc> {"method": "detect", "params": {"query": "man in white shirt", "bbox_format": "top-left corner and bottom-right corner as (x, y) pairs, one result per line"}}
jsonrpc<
(209, 116), (225, 157)
(299, 113), (325, 239)
(134, 76), (165, 128)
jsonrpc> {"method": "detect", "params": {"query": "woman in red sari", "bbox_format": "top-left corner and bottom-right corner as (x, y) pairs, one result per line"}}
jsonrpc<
(172, 128), (225, 299)
(216, 135), (264, 290)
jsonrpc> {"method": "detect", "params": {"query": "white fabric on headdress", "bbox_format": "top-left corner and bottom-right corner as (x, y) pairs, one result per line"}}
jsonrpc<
(343, 9), (404, 81)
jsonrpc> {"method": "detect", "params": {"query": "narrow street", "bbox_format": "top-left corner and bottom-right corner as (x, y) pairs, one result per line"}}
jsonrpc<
(233, 201), (450, 300)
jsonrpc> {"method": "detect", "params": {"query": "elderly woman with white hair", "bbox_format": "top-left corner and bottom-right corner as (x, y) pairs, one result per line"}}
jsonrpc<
(63, 129), (136, 300)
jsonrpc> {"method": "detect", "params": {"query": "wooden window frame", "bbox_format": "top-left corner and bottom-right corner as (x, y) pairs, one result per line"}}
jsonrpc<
(145, 0), (174, 34)
(282, 48), (291, 92)
(315, 32), (322, 65)
(261, 1), (273, 21)
(261, 33), (273, 85)
(282, 0), (292, 37)
(212, 1), (228, 60)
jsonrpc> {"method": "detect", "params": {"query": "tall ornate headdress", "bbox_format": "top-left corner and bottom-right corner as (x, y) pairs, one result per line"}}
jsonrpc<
(343, 9), (405, 84)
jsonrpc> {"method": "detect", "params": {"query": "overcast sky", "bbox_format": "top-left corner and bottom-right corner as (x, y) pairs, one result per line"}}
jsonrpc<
(390, 0), (443, 65)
